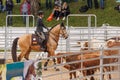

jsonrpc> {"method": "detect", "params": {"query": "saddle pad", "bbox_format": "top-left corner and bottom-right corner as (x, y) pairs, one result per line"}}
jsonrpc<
(32, 34), (39, 45)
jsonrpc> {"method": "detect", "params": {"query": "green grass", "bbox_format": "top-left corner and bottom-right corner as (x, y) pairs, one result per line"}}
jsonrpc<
(0, 0), (120, 27)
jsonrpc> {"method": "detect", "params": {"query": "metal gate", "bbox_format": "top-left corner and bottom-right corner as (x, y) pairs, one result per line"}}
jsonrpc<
(40, 14), (120, 80)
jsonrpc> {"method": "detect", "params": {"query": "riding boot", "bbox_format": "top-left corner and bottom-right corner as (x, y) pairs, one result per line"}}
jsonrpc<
(36, 32), (45, 40)
(41, 41), (46, 51)
(36, 32), (46, 51)
(39, 44), (45, 51)
(41, 36), (46, 51)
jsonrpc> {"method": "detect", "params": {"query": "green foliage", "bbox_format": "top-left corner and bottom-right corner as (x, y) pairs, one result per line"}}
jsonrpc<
(0, 0), (120, 27)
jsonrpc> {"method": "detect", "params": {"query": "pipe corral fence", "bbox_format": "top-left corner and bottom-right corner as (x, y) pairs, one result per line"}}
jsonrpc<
(0, 14), (120, 80)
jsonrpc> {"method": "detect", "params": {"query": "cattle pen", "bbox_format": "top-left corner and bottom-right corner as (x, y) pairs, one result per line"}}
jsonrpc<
(0, 14), (120, 80)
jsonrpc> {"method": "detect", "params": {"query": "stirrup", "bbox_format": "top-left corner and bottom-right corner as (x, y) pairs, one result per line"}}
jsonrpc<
(41, 47), (45, 51)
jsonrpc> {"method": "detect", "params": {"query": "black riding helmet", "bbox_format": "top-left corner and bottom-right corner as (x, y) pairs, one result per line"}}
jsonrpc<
(38, 10), (44, 15)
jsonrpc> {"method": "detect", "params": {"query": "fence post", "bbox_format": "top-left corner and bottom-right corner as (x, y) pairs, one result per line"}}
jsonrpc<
(100, 46), (103, 80)
(88, 15), (91, 50)
(103, 24), (108, 41)
(118, 49), (120, 80)
(66, 14), (97, 52)
(26, 16), (29, 33)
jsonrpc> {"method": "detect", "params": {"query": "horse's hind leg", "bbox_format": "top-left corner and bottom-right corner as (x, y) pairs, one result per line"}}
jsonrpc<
(18, 50), (28, 61)
(24, 49), (31, 60)
(53, 58), (60, 71)
(44, 59), (59, 71)
(44, 59), (50, 70)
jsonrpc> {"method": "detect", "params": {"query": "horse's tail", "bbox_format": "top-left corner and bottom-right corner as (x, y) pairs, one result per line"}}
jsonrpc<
(11, 37), (19, 62)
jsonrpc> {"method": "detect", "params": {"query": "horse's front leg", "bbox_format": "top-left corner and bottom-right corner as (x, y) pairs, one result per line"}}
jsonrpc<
(18, 50), (26, 61)
(47, 51), (60, 71)
(44, 59), (50, 70)
(53, 58), (60, 71)
(24, 49), (31, 60)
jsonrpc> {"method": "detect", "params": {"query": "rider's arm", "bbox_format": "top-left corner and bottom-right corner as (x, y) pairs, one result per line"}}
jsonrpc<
(41, 20), (49, 30)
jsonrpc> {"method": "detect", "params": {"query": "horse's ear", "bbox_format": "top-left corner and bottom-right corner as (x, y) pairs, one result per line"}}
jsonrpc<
(60, 22), (64, 27)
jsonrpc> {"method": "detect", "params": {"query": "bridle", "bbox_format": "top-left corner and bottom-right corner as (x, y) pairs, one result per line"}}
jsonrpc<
(48, 24), (68, 44)
(60, 26), (68, 39)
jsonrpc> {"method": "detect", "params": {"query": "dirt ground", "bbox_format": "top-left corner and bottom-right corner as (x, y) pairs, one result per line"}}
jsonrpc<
(42, 67), (70, 80)
(41, 60), (120, 80)
(42, 66), (120, 80)
(2, 53), (120, 80)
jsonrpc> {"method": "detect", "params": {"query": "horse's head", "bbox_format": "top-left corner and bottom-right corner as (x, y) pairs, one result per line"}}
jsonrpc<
(59, 22), (68, 39)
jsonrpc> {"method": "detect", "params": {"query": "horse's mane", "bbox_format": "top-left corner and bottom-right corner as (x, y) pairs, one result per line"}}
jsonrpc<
(49, 23), (60, 31)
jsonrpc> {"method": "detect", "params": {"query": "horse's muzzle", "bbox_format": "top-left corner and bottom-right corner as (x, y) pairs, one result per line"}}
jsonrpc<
(65, 35), (69, 39)
(65, 36), (68, 39)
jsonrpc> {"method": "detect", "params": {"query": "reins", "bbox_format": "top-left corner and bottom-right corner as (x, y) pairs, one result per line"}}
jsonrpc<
(48, 24), (61, 44)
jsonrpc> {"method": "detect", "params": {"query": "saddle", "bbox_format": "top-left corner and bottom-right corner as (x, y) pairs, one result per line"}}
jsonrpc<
(31, 32), (48, 46)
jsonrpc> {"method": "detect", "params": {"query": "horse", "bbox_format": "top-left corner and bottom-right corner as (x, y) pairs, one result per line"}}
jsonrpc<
(11, 22), (68, 70)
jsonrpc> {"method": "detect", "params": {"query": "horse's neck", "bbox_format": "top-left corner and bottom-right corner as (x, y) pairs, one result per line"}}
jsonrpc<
(49, 26), (60, 42)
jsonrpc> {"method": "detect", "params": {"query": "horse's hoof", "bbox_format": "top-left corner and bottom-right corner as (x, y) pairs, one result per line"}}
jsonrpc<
(44, 68), (47, 71)
(56, 68), (60, 71)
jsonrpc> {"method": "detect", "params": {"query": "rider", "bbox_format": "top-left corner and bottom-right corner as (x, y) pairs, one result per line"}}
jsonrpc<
(35, 10), (49, 51)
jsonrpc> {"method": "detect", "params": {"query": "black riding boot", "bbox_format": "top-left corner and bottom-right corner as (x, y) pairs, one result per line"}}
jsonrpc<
(40, 41), (45, 51)
(41, 41), (46, 51)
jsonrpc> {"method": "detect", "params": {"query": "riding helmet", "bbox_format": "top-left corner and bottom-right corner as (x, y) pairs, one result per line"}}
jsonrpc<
(38, 10), (44, 15)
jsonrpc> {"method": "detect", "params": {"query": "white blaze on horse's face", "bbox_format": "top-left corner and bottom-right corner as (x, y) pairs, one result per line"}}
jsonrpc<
(60, 26), (68, 39)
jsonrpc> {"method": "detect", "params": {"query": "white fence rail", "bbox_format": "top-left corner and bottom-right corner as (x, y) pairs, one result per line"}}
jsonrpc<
(1, 26), (120, 51)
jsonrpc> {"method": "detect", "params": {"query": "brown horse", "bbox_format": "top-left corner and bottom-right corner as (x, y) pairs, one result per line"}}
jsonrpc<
(11, 22), (68, 70)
